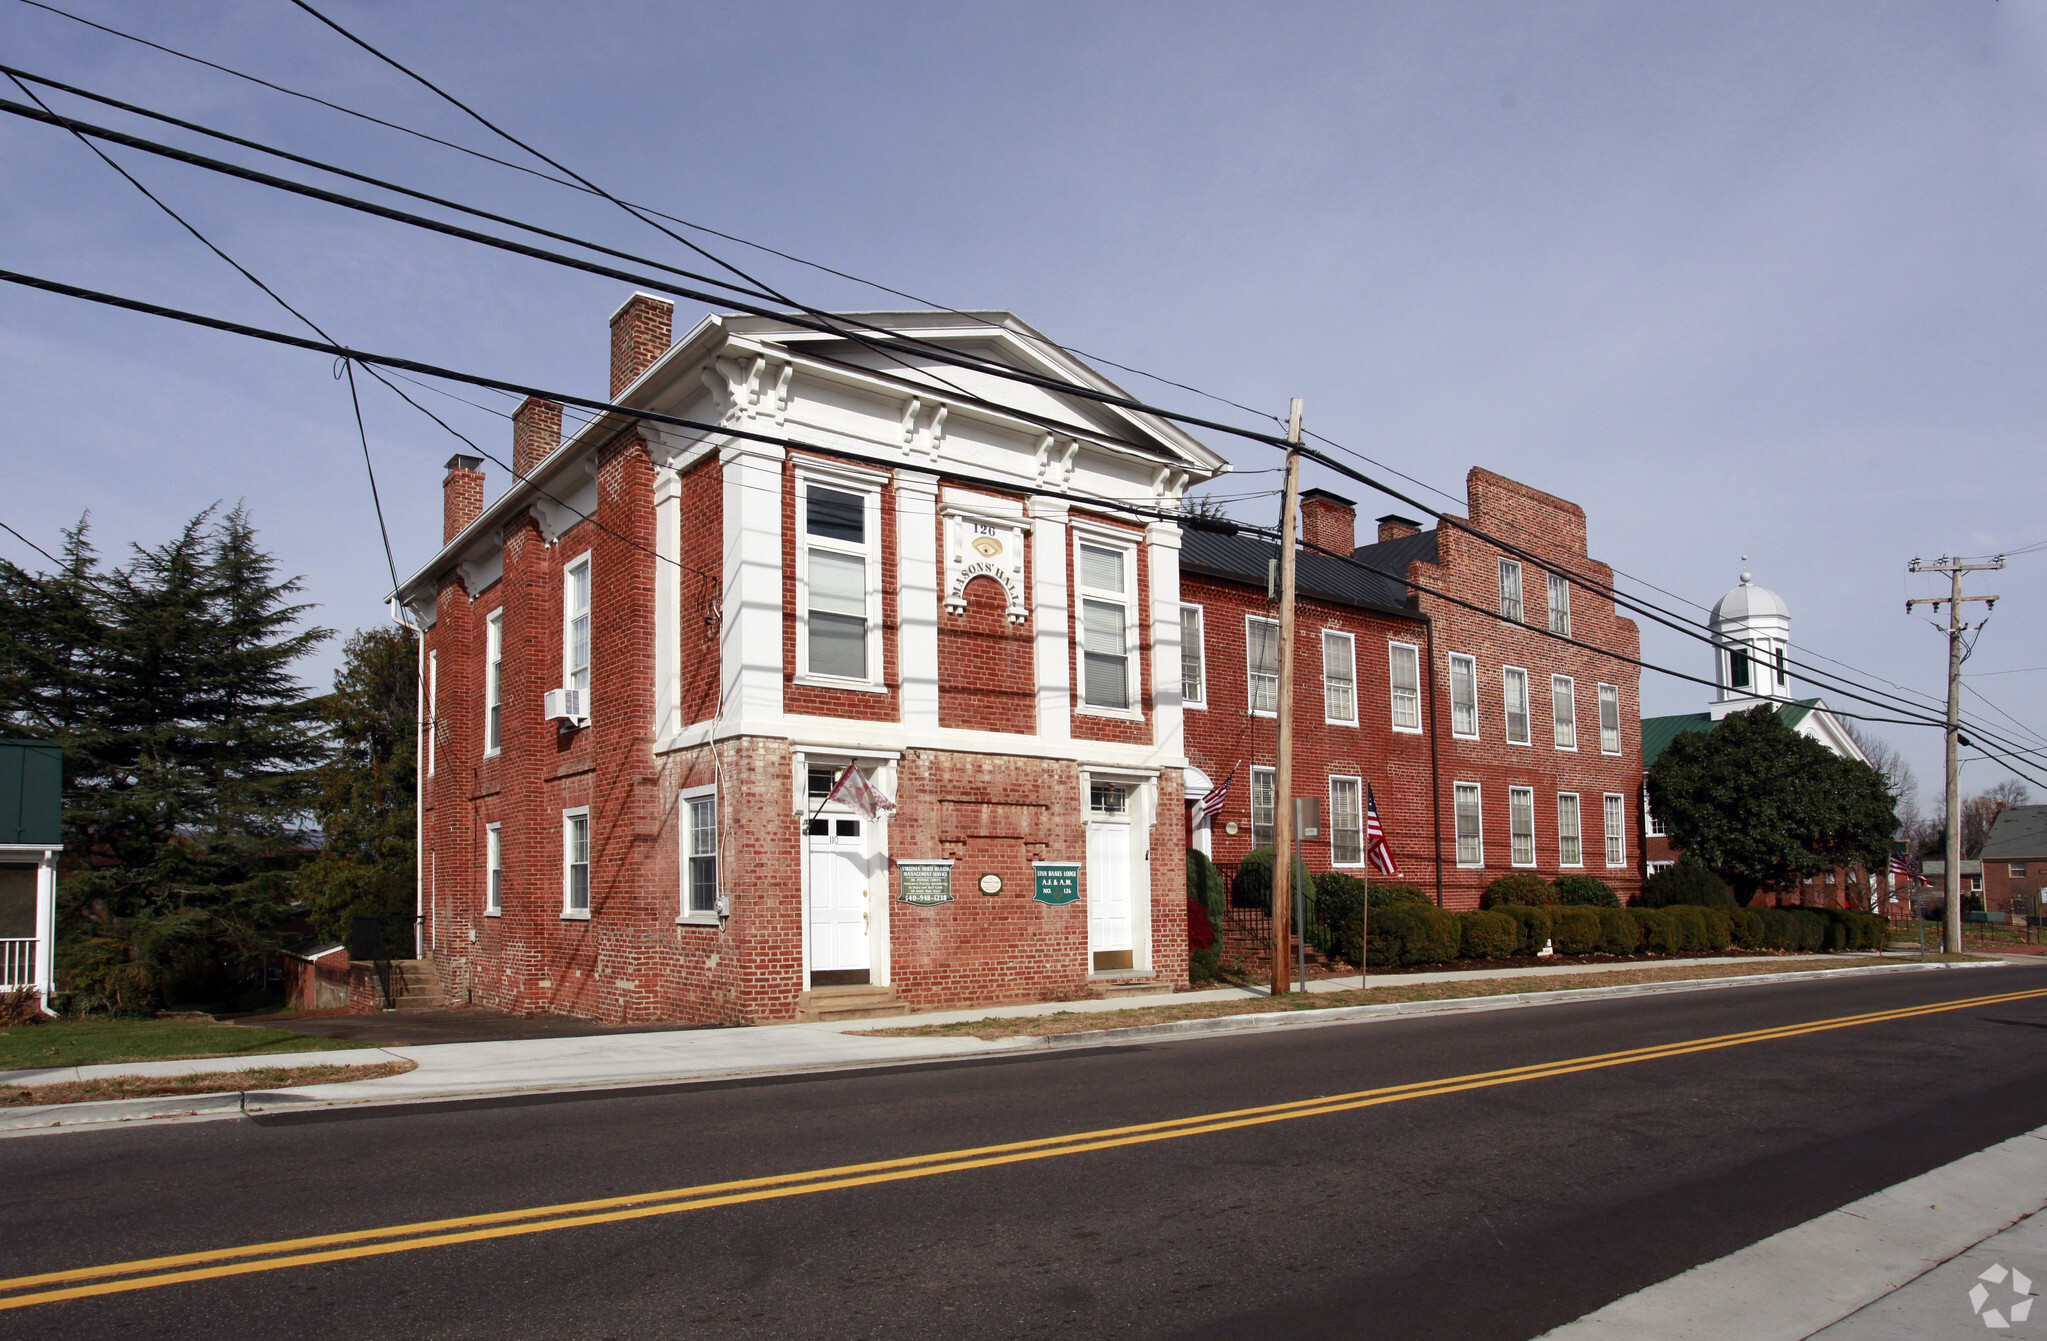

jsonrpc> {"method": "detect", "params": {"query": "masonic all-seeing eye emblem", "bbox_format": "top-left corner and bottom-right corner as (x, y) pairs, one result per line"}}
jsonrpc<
(971, 536), (1003, 558)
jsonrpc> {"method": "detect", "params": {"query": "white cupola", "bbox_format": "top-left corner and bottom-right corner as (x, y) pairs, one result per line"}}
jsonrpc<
(1708, 560), (1792, 713)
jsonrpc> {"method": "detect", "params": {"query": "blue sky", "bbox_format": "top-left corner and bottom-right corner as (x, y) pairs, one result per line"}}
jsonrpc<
(2, 0), (2043, 809)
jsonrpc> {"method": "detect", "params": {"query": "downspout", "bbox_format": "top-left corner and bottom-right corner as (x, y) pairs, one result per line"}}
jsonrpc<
(391, 597), (426, 960)
(1423, 614), (1444, 908)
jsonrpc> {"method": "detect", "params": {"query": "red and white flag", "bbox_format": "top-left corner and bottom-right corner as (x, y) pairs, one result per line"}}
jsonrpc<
(824, 765), (896, 822)
(1197, 763), (1238, 822)
(1366, 785), (1401, 877)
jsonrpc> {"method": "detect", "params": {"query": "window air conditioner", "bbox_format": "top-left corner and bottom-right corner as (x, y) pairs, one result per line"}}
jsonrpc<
(543, 688), (587, 726)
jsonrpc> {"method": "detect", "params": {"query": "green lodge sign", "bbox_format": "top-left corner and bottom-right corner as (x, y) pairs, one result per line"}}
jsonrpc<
(897, 861), (954, 906)
(1033, 862), (1081, 906)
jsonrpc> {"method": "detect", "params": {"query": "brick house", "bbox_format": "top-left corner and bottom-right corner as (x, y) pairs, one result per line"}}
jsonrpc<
(397, 298), (1228, 1024)
(1982, 807), (2047, 916)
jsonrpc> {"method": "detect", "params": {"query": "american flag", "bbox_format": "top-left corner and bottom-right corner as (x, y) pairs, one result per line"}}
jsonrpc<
(1197, 764), (1237, 822)
(1366, 785), (1401, 877)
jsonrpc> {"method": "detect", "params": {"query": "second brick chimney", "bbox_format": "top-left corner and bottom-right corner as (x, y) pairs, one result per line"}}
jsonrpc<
(511, 396), (563, 480)
(443, 454), (485, 542)
(1299, 488), (1357, 555)
(1376, 513), (1424, 544)
(609, 291), (675, 398)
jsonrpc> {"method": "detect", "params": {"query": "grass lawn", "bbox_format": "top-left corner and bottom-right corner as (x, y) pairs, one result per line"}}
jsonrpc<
(2, 1060), (415, 1107)
(0, 1018), (376, 1071)
(855, 956), (1924, 1040)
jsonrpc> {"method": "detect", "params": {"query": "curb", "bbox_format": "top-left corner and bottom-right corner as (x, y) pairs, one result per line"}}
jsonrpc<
(0, 1091), (245, 1134)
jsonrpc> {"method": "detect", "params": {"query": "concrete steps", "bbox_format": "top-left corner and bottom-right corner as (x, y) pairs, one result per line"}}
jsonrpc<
(384, 959), (445, 1011)
(796, 984), (900, 1023)
(1094, 979), (1161, 999)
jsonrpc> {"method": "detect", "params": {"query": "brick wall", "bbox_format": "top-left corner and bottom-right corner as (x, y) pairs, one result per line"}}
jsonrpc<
(937, 575), (1035, 733)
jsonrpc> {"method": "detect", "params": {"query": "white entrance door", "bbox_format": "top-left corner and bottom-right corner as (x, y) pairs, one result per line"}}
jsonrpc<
(1087, 809), (1133, 971)
(808, 817), (870, 978)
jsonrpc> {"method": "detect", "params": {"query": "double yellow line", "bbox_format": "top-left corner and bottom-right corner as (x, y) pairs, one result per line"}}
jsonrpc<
(4, 980), (2042, 1313)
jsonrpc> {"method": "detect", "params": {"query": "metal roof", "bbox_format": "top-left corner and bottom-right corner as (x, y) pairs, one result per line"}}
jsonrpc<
(1640, 699), (1825, 767)
(1178, 524), (1435, 618)
(1982, 806), (2047, 861)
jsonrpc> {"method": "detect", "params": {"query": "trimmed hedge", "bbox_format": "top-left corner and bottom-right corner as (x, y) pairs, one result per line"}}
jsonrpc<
(1551, 906), (1604, 956)
(1367, 881), (1432, 909)
(1636, 860), (1737, 909)
(1554, 875), (1622, 908)
(1233, 846), (1316, 913)
(1366, 903), (1462, 967)
(1597, 906), (1641, 954)
(1481, 873), (1557, 909)
(1493, 905), (1555, 955)
(1457, 910), (1519, 960)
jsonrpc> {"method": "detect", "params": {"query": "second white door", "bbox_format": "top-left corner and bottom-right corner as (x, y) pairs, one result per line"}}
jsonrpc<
(808, 818), (870, 976)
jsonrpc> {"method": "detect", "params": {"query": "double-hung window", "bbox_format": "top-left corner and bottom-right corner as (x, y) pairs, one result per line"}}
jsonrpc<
(1499, 558), (1524, 622)
(485, 822), (502, 915)
(802, 484), (874, 682)
(1548, 572), (1571, 637)
(1330, 777), (1364, 866)
(426, 649), (438, 777)
(1644, 788), (1666, 838)
(1598, 683), (1621, 754)
(1503, 666), (1531, 745)
(683, 791), (718, 918)
(1389, 641), (1421, 732)
(1552, 674), (1576, 750)
(1247, 616), (1279, 715)
(562, 807), (590, 917)
(1078, 542), (1135, 711)
(1251, 767), (1276, 847)
(1509, 786), (1536, 867)
(564, 553), (592, 706)
(2013, 863), (2030, 879)
(1603, 794), (1627, 867)
(1448, 653), (1478, 737)
(1323, 631), (1357, 725)
(1180, 604), (1206, 708)
(484, 610), (503, 755)
(1454, 782), (1483, 867)
(1557, 794), (1582, 867)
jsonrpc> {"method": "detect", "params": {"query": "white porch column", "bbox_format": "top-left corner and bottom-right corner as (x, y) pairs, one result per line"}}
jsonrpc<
(1031, 498), (1071, 741)
(1147, 519), (1185, 757)
(34, 850), (54, 1007)
(895, 469), (941, 734)
(722, 440), (786, 732)
(652, 465), (682, 742)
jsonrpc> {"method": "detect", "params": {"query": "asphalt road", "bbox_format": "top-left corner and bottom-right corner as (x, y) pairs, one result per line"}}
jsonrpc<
(9, 964), (2047, 1340)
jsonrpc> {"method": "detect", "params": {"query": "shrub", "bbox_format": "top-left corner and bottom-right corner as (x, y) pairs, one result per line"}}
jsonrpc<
(1481, 873), (1557, 909)
(1636, 859), (1736, 909)
(1697, 908), (1734, 953)
(1366, 903), (1462, 967)
(1551, 906), (1604, 956)
(1314, 872), (1367, 967)
(1554, 875), (1621, 908)
(1233, 846), (1316, 913)
(1187, 851), (1227, 933)
(1630, 907), (1681, 954)
(1367, 881), (1432, 909)
(1494, 904), (1555, 956)
(0, 988), (45, 1027)
(1663, 905), (1711, 952)
(1188, 946), (1221, 983)
(1597, 906), (1642, 955)
(1457, 910), (1519, 960)
(1729, 908), (1764, 948)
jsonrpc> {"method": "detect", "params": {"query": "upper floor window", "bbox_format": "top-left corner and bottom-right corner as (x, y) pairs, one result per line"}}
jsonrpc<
(684, 792), (718, 918)
(1078, 541), (1135, 712)
(1774, 645), (1787, 688)
(1330, 777), (1363, 866)
(1509, 786), (1537, 866)
(1503, 666), (1531, 746)
(1598, 683), (1621, 754)
(1389, 641), (1422, 732)
(1644, 788), (1666, 838)
(564, 553), (592, 699)
(1552, 674), (1576, 750)
(1729, 644), (1751, 691)
(1548, 572), (1571, 638)
(802, 484), (874, 683)
(1252, 767), (1276, 848)
(2013, 863), (2030, 879)
(1247, 616), (1279, 716)
(484, 610), (503, 756)
(1323, 630), (1357, 725)
(1499, 558), (1524, 622)
(1454, 782), (1483, 867)
(1448, 653), (1478, 738)
(1180, 604), (1206, 709)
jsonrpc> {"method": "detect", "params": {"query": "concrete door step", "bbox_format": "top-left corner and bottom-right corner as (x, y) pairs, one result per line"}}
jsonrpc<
(796, 985), (900, 1023)
(1095, 981), (1162, 999)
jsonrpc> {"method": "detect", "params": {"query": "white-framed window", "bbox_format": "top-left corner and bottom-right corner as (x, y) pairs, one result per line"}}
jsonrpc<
(1323, 630), (1357, 725)
(682, 789), (718, 919)
(1077, 537), (1138, 713)
(1180, 604), (1206, 709)
(1598, 683), (1621, 754)
(1552, 674), (1576, 750)
(1252, 766), (1276, 848)
(1246, 615), (1279, 716)
(1557, 793), (1583, 867)
(563, 552), (592, 702)
(484, 610), (503, 756)
(1509, 785), (1536, 866)
(1499, 558), (1524, 622)
(1503, 666), (1531, 746)
(1389, 641), (1422, 732)
(1329, 777), (1364, 866)
(1647, 860), (1676, 876)
(1454, 782), (1483, 867)
(1603, 793), (1627, 868)
(798, 477), (880, 686)
(426, 648), (438, 777)
(1548, 571), (1571, 638)
(2013, 863), (2031, 879)
(1448, 652), (1478, 738)
(485, 822), (502, 915)
(1090, 780), (1130, 816)
(562, 807), (591, 917)
(1643, 788), (1666, 837)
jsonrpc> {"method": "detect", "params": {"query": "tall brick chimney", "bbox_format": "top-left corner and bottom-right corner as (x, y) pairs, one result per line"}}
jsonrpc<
(1299, 488), (1356, 555)
(609, 291), (675, 397)
(511, 396), (563, 480)
(1377, 514), (1424, 544)
(443, 454), (485, 542)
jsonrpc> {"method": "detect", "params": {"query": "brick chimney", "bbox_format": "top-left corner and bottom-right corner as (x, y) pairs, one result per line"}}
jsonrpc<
(443, 454), (485, 542)
(609, 291), (674, 397)
(1377, 514), (1424, 544)
(511, 396), (563, 480)
(1298, 488), (1356, 555)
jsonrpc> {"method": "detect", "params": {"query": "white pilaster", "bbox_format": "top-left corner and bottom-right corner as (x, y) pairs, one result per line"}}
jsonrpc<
(35, 851), (55, 1005)
(652, 465), (682, 742)
(1032, 498), (1072, 741)
(722, 440), (786, 732)
(1147, 520), (1185, 758)
(895, 470), (941, 734)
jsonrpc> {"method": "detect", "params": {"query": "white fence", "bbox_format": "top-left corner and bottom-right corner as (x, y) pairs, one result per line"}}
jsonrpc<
(0, 939), (36, 991)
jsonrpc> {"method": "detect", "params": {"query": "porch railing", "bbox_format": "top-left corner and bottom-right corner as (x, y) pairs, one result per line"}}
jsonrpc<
(0, 939), (37, 991)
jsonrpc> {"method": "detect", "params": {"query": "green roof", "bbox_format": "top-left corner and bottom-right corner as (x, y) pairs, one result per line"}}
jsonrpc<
(1640, 699), (1826, 767)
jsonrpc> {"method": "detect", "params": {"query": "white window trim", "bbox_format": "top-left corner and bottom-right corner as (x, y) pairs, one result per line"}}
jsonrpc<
(562, 805), (591, 920)
(1454, 780), (1484, 868)
(1180, 602), (1207, 711)
(1073, 526), (1143, 720)
(1643, 788), (1666, 838)
(426, 648), (438, 777)
(484, 610), (503, 757)
(678, 784), (719, 925)
(1556, 792), (1583, 868)
(1503, 665), (1532, 747)
(1548, 571), (1571, 637)
(1329, 775), (1364, 867)
(1323, 629), (1358, 727)
(794, 471), (887, 693)
(1598, 682), (1622, 755)
(1552, 673), (1577, 752)
(484, 821), (502, 916)
(562, 550), (592, 711)
(1388, 639), (1422, 734)
(1245, 613), (1279, 719)
(1251, 765), (1277, 847)
(1647, 860), (1676, 876)
(1508, 785), (1537, 868)
(1447, 651), (1479, 740)
(1499, 557), (1524, 622)
(1603, 792), (1628, 869)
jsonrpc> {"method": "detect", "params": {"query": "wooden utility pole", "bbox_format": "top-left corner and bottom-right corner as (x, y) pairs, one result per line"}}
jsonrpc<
(1907, 556), (2004, 956)
(1271, 398), (1304, 996)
